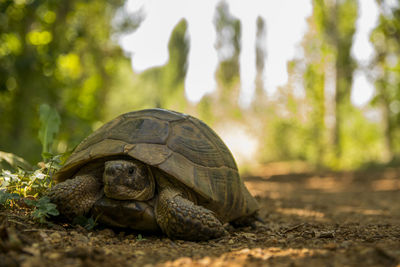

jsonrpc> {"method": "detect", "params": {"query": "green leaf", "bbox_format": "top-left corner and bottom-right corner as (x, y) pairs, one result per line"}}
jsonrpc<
(41, 152), (54, 161)
(23, 198), (36, 207)
(0, 190), (20, 206)
(38, 104), (61, 156)
(73, 215), (98, 230)
(137, 234), (146, 241)
(45, 204), (59, 216)
(24, 196), (59, 222)
(0, 151), (32, 171)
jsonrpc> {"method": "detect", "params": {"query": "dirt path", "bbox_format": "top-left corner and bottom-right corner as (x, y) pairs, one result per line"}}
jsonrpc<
(1, 166), (400, 266)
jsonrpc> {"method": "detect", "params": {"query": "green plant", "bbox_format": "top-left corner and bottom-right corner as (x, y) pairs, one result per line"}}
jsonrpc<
(24, 196), (59, 224)
(37, 103), (68, 187)
(0, 190), (20, 207)
(0, 104), (63, 222)
(72, 215), (99, 230)
(38, 103), (61, 162)
(137, 234), (146, 241)
(0, 168), (52, 198)
(0, 151), (33, 172)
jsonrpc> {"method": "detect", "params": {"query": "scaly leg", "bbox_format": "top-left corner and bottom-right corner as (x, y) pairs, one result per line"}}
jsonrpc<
(155, 177), (227, 240)
(48, 174), (103, 219)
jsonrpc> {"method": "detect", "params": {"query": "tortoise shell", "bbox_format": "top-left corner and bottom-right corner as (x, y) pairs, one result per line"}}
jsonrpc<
(55, 109), (259, 222)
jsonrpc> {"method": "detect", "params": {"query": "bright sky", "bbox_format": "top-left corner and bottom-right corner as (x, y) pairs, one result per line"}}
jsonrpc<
(351, 0), (379, 107)
(120, 0), (380, 108)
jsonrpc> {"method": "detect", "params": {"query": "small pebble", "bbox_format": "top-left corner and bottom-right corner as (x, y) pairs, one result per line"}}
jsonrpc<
(47, 252), (62, 260)
(49, 232), (62, 241)
(324, 242), (337, 250)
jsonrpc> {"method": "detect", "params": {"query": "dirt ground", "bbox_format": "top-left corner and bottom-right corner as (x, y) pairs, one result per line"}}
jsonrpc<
(1, 164), (400, 267)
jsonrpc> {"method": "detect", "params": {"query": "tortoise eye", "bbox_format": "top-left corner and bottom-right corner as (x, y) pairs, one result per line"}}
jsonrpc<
(128, 167), (135, 175)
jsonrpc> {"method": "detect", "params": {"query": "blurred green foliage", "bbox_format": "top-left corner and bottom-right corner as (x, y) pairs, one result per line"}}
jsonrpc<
(1, 0), (400, 171)
(254, 0), (396, 170)
(370, 1), (400, 162)
(72, 215), (98, 230)
(0, 190), (19, 207)
(38, 103), (60, 158)
(0, 167), (53, 198)
(103, 19), (189, 119)
(196, 1), (244, 125)
(0, 0), (130, 163)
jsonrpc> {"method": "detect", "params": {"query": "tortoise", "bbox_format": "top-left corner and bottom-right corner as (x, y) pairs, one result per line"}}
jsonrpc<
(48, 108), (259, 240)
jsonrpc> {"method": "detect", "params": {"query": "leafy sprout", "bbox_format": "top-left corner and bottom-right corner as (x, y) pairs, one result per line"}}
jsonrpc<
(38, 104), (61, 162)
(0, 190), (20, 207)
(24, 196), (59, 224)
(0, 103), (64, 225)
(137, 234), (146, 241)
(73, 215), (99, 231)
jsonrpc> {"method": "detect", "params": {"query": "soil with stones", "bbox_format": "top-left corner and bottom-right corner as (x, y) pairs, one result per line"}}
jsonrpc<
(1, 163), (400, 267)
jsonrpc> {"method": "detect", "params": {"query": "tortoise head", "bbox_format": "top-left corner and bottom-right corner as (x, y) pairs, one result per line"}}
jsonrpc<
(103, 159), (155, 201)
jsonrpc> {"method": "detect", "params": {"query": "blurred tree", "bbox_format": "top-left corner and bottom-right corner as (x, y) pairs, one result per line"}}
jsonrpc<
(197, 1), (243, 124)
(274, 0), (381, 168)
(253, 16), (267, 112)
(0, 0), (134, 162)
(301, 4), (329, 165)
(214, 0), (241, 111)
(142, 19), (189, 110)
(370, 1), (400, 161)
(103, 19), (189, 121)
(313, 0), (358, 158)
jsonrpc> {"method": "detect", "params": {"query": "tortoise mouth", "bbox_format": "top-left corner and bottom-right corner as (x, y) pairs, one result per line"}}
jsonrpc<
(104, 184), (135, 200)
(104, 184), (154, 201)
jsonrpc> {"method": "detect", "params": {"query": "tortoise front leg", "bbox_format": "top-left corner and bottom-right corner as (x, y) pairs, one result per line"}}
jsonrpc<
(155, 177), (227, 241)
(47, 174), (103, 219)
